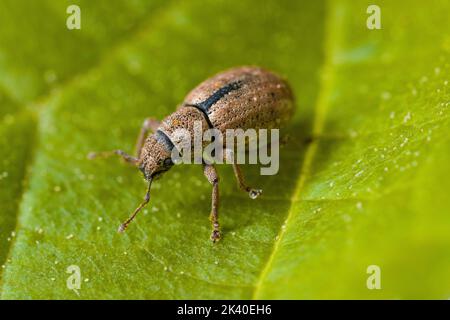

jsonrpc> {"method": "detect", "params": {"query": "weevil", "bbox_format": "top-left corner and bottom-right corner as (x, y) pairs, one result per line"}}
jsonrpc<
(89, 66), (294, 242)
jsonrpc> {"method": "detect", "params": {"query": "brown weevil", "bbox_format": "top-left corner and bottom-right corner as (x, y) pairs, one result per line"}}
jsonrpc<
(89, 66), (294, 243)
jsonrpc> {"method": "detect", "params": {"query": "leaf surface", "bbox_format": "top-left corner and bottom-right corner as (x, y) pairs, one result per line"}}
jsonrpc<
(0, 0), (449, 299)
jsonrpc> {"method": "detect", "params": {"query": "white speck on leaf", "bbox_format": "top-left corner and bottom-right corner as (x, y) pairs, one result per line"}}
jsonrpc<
(356, 202), (363, 210)
(381, 91), (391, 100)
(355, 170), (364, 178)
(403, 112), (412, 123)
(400, 137), (409, 147)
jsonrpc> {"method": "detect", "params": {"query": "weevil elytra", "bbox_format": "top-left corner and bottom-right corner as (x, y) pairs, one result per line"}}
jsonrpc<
(89, 66), (294, 242)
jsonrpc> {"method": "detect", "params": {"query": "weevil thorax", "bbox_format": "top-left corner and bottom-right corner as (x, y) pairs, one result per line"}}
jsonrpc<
(138, 107), (209, 180)
(158, 107), (210, 161)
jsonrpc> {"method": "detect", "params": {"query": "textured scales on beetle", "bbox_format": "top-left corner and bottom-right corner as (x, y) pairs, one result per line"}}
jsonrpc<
(89, 66), (294, 243)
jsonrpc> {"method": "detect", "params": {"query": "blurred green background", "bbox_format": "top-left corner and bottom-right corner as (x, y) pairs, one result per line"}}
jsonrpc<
(0, 0), (449, 299)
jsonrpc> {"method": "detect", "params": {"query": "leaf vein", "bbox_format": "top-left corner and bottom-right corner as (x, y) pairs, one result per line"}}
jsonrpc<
(251, 1), (341, 299)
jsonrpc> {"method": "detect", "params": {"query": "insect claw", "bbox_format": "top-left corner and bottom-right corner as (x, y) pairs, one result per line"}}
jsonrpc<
(248, 189), (262, 199)
(210, 230), (221, 243)
(117, 223), (127, 233)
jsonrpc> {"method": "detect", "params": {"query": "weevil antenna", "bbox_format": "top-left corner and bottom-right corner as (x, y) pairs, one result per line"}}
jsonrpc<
(87, 150), (139, 166)
(118, 178), (152, 233)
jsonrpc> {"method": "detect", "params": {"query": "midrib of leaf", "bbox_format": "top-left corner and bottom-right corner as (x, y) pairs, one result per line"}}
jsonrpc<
(252, 0), (341, 298)
(0, 0), (176, 286)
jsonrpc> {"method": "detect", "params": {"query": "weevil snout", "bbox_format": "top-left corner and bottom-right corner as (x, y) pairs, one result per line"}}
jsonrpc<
(138, 133), (174, 181)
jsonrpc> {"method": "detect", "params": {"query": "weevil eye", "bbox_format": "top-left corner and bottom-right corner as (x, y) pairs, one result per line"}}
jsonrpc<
(158, 157), (173, 169)
(163, 158), (174, 167)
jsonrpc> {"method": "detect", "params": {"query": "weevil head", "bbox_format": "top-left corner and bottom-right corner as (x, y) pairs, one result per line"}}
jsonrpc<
(138, 133), (174, 181)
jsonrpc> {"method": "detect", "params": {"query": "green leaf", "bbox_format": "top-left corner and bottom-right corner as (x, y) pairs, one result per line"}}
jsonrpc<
(0, 0), (166, 104)
(0, 113), (36, 269)
(0, 0), (449, 299)
(254, 0), (450, 299)
(0, 0), (168, 292)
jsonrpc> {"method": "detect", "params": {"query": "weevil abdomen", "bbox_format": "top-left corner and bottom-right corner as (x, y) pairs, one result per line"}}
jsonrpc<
(182, 66), (294, 133)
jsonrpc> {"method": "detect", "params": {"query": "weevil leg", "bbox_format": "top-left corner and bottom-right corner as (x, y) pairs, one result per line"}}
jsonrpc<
(224, 148), (262, 199)
(203, 163), (221, 243)
(87, 149), (139, 165)
(135, 118), (161, 157)
(88, 118), (160, 164)
(118, 179), (152, 233)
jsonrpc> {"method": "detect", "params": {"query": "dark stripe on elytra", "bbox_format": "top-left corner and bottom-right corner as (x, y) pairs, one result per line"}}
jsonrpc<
(198, 81), (242, 111)
(155, 130), (175, 152)
(184, 80), (242, 129)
